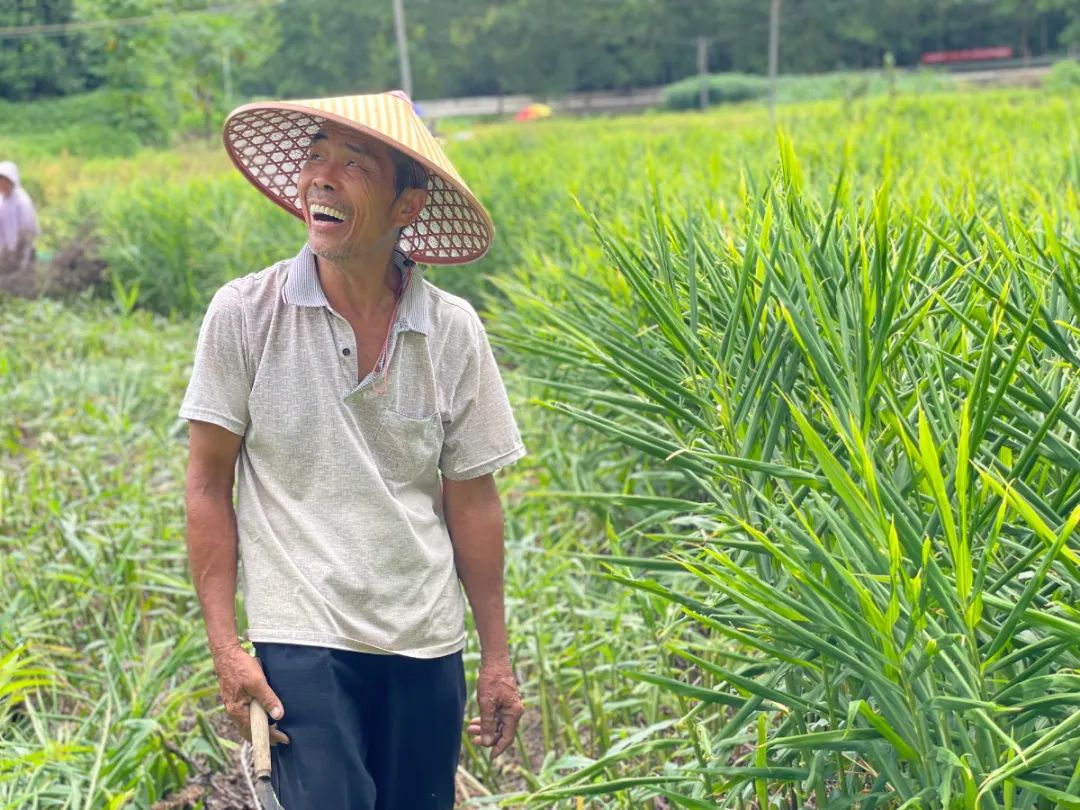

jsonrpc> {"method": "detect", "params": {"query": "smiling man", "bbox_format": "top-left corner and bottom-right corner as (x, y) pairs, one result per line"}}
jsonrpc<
(180, 92), (525, 809)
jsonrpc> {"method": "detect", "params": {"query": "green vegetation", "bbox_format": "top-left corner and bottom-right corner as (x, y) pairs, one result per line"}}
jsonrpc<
(34, 89), (1071, 313)
(3, 85), (1080, 807)
(1, 0), (1078, 153)
(661, 69), (954, 110)
(663, 74), (769, 108)
(491, 144), (1080, 805)
(0, 301), (220, 808)
(0, 89), (171, 158)
(1045, 58), (1080, 91)
(94, 175), (302, 316)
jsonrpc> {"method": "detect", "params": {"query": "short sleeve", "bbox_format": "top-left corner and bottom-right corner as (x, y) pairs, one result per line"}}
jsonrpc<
(179, 284), (252, 436)
(439, 317), (525, 480)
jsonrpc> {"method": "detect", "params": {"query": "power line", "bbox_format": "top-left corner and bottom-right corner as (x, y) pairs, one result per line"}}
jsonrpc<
(0, 0), (282, 41)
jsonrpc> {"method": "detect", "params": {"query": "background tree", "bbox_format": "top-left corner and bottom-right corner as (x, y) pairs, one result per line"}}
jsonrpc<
(252, 0), (398, 98)
(1, 0), (1077, 109)
(0, 0), (96, 100)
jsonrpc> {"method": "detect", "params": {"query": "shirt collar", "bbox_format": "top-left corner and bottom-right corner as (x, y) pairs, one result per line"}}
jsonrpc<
(282, 243), (430, 335)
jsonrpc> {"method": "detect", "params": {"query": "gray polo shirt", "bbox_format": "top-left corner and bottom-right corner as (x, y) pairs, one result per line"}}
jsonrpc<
(180, 244), (525, 658)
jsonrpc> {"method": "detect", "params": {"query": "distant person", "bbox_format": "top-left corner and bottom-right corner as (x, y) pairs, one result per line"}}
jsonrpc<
(181, 90), (524, 809)
(0, 161), (38, 273)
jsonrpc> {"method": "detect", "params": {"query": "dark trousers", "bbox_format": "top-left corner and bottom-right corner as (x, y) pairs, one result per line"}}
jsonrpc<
(255, 643), (466, 810)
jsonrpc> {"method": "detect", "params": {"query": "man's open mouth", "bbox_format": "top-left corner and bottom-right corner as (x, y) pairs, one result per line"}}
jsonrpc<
(309, 203), (348, 224)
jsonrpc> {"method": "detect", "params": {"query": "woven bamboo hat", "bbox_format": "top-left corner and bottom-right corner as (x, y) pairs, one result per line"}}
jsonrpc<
(223, 90), (493, 265)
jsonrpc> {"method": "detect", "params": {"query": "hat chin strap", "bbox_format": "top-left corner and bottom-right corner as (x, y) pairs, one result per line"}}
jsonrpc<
(393, 242), (417, 267)
(372, 264), (414, 396)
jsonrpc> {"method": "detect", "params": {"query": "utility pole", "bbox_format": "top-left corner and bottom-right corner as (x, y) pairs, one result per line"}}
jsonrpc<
(392, 0), (413, 99)
(222, 45), (232, 109)
(768, 0), (781, 126)
(697, 36), (709, 110)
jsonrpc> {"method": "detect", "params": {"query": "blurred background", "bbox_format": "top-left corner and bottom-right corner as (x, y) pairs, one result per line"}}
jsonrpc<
(0, 0), (1078, 150)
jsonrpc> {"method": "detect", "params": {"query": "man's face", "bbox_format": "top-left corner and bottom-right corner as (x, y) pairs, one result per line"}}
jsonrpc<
(297, 126), (424, 267)
(0, 177), (13, 198)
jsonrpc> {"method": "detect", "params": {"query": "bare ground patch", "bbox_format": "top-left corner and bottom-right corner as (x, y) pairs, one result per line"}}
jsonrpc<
(0, 220), (106, 299)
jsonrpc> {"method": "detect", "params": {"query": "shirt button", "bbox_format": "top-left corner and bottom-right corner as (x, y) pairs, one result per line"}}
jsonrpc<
(342, 347), (351, 356)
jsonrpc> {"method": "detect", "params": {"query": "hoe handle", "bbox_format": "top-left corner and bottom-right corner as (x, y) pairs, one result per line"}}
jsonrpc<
(249, 699), (272, 780)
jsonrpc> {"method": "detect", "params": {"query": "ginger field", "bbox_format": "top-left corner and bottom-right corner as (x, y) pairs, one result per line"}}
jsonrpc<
(2, 87), (1080, 808)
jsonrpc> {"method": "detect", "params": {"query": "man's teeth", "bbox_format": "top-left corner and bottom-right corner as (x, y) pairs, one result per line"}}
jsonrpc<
(310, 203), (347, 221)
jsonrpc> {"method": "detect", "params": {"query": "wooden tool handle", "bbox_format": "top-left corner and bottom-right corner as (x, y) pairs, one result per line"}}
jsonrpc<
(249, 700), (272, 780)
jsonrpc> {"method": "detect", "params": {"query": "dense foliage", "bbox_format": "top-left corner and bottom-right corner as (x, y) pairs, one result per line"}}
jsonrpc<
(0, 0), (1077, 107)
(660, 69), (954, 109)
(492, 152), (1080, 806)
(0, 303), (217, 809)
(1046, 56), (1080, 89)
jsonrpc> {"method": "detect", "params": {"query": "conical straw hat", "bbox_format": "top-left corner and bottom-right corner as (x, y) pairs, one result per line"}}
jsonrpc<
(223, 91), (494, 265)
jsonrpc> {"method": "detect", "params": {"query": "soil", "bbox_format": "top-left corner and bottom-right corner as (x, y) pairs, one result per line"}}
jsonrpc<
(0, 220), (106, 299)
(150, 706), (503, 810)
(202, 741), (257, 810)
(147, 710), (254, 810)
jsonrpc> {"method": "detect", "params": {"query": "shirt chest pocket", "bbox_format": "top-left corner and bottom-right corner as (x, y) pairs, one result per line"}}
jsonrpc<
(369, 407), (444, 486)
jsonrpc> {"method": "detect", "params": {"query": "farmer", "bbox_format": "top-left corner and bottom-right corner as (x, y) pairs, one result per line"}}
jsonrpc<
(0, 161), (39, 274)
(181, 91), (525, 809)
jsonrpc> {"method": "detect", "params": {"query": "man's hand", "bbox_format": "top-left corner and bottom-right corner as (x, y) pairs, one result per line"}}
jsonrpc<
(466, 658), (523, 759)
(212, 645), (290, 745)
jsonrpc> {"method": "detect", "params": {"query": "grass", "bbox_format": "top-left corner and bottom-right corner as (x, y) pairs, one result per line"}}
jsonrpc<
(2, 85), (1079, 807)
(0, 293), (588, 807)
(0, 300), (220, 807)
(0, 89), (172, 160)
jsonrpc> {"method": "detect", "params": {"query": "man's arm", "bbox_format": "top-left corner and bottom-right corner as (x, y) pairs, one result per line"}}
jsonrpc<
(443, 473), (523, 759)
(185, 420), (286, 742)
